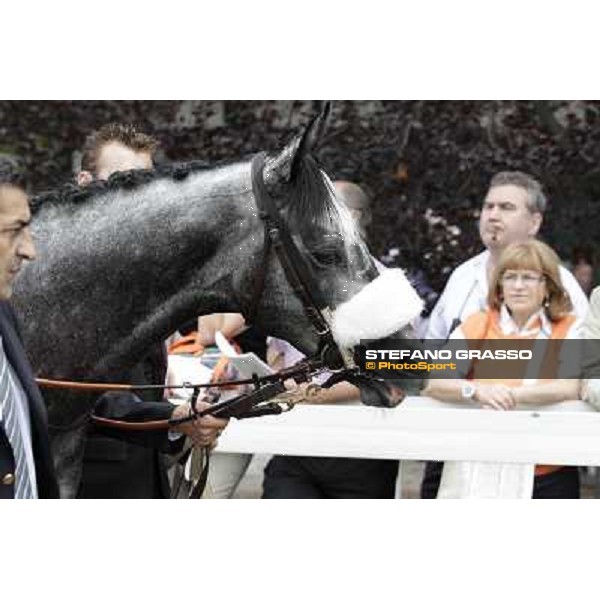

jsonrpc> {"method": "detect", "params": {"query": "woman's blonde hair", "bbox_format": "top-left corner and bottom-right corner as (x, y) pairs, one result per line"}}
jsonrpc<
(488, 239), (573, 321)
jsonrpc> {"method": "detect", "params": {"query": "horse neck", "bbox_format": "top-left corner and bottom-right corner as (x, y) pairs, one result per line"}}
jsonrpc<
(18, 163), (258, 378)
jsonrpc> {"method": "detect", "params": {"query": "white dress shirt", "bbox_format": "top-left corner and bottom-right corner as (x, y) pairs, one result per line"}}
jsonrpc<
(0, 337), (38, 498)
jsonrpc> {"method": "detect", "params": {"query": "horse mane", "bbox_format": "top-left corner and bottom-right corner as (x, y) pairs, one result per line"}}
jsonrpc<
(29, 158), (234, 214)
(30, 149), (359, 245)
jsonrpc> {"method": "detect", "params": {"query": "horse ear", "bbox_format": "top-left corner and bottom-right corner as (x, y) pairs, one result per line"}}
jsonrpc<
(266, 101), (331, 184)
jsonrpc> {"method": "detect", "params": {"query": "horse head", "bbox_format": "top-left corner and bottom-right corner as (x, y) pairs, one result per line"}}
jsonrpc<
(238, 105), (424, 400)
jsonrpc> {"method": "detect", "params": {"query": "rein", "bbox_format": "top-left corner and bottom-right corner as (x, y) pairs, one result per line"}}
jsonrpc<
(36, 357), (322, 430)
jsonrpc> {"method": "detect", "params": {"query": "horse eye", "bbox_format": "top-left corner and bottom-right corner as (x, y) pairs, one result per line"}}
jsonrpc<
(311, 246), (348, 268)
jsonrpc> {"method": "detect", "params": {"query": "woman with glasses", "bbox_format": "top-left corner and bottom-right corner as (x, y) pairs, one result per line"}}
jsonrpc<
(422, 239), (582, 498)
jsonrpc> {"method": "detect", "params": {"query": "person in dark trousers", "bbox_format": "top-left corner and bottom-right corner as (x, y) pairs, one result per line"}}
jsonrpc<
(0, 161), (59, 499)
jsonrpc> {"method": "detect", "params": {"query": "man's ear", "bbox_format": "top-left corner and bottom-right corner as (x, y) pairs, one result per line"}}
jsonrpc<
(77, 171), (93, 186)
(528, 211), (542, 237)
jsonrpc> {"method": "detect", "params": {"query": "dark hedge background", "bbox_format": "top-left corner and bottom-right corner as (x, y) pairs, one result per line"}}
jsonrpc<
(1, 100), (598, 293)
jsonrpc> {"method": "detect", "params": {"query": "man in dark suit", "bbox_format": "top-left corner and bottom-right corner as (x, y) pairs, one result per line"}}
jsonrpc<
(0, 164), (59, 499)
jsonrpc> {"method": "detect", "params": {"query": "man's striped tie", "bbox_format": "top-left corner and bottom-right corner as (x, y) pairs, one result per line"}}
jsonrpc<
(0, 341), (33, 499)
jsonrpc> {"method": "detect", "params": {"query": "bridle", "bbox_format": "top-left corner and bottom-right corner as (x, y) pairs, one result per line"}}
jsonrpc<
(246, 151), (351, 372)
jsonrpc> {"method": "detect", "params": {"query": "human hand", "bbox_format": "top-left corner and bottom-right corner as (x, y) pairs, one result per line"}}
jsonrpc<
(276, 382), (320, 405)
(386, 384), (407, 407)
(296, 383), (324, 405)
(170, 400), (229, 447)
(474, 384), (516, 410)
(197, 313), (246, 346)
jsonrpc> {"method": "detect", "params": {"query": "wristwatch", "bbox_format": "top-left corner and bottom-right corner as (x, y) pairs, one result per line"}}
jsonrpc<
(460, 382), (477, 402)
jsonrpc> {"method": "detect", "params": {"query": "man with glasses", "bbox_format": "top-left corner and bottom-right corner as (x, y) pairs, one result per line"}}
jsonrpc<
(421, 171), (588, 498)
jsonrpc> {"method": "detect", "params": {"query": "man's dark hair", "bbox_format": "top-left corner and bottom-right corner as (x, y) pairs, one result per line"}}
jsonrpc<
(80, 123), (158, 174)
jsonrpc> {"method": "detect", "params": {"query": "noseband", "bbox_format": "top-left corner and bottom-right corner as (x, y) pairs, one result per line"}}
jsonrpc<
(246, 152), (347, 371)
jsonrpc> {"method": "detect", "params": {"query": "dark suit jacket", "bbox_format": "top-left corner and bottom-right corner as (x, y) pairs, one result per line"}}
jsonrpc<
(0, 301), (59, 499)
(79, 326), (264, 499)
(78, 343), (183, 499)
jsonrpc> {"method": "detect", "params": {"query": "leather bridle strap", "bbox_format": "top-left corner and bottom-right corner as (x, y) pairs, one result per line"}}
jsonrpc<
(246, 153), (274, 325)
(36, 378), (135, 392)
(36, 357), (317, 394)
(36, 358), (319, 431)
(247, 152), (344, 369)
(36, 371), (289, 392)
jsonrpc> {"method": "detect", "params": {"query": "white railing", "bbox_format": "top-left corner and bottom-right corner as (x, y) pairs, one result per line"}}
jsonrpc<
(214, 397), (600, 497)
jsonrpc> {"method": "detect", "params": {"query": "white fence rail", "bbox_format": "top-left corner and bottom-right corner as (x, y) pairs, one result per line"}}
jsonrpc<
(215, 397), (600, 468)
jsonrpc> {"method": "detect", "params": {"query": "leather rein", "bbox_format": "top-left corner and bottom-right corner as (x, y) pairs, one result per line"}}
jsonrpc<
(36, 152), (355, 429)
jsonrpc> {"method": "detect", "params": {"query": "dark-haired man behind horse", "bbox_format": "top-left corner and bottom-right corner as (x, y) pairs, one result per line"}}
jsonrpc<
(77, 124), (228, 499)
(0, 159), (59, 498)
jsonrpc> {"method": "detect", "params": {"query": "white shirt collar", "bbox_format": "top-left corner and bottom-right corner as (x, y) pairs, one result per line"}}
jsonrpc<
(499, 304), (552, 337)
(470, 251), (490, 309)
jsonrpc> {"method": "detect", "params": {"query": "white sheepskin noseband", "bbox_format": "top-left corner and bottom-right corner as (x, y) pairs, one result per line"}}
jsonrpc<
(330, 268), (423, 348)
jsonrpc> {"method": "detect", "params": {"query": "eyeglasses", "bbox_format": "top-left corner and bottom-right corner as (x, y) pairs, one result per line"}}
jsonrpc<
(501, 271), (545, 286)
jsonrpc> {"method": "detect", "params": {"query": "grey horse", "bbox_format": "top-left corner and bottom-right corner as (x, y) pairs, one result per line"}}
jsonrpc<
(12, 115), (421, 497)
